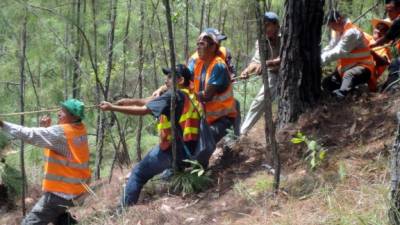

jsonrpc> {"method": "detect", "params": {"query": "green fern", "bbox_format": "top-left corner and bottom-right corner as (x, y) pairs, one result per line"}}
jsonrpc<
(170, 159), (212, 194)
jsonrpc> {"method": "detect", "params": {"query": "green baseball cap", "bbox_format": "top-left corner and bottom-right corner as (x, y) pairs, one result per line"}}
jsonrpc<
(60, 99), (85, 119)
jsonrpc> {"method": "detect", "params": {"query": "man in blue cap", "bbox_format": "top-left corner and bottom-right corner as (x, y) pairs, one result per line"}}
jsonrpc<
(0, 99), (90, 225)
(239, 11), (281, 136)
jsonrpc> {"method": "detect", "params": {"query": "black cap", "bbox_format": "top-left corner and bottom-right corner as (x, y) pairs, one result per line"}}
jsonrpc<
(324, 10), (342, 24)
(162, 64), (192, 82)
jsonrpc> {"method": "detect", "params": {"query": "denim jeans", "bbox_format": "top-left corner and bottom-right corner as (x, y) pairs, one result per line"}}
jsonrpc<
(122, 145), (174, 206)
(209, 117), (234, 143)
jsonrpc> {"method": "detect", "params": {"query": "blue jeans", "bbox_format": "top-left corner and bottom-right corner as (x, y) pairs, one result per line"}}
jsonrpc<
(122, 145), (174, 206)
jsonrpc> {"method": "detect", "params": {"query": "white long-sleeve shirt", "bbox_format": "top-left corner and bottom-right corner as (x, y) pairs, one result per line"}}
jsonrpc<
(321, 19), (367, 65)
(1, 121), (79, 199)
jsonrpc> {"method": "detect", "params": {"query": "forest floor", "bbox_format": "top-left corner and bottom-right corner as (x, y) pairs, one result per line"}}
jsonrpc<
(1, 89), (400, 225)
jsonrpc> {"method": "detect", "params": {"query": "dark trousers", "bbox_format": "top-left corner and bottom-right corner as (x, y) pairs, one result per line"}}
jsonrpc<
(322, 66), (371, 95)
(209, 116), (234, 143)
(21, 192), (75, 225)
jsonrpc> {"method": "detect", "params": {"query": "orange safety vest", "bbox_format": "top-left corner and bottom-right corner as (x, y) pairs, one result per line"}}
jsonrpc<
(190, 46), (228, 63)
(157, 89), (201, 151)
(42, 123), (91, 195)
(365, 33), (392, 79)
(193, 56), (237, 124)
(337, 22), (376, 91)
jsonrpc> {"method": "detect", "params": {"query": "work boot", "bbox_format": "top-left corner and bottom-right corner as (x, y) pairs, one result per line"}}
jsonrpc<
(55, 212), (78, 225)
(332, 89), (346, 100)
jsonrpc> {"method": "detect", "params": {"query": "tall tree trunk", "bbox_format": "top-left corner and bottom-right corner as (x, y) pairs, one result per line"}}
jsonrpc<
(135, 0), (145, 162)
(151, 0), (169, 66)
(199, 0), (206, 34)
(184, 0), (189, 60)
(63, 21), (70, 99)
(122, 0), (132, 94)
(19, 3), (28, 216)
(149, 32), (159, 89)
(206, 1), (212, 28)
(72, 0), (82, 98)
(163, 0), (178, 171)
(253, 0), (280, 193)
(94, 0), (118, 179)
(278, 0), (324, 127)
(389, 112), (400, 225)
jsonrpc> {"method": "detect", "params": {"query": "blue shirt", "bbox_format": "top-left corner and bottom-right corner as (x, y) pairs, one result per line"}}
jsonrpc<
(188, 58), (230, 93)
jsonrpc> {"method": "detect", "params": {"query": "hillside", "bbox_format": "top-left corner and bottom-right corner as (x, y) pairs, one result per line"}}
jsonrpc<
(1, 90), (399, 225)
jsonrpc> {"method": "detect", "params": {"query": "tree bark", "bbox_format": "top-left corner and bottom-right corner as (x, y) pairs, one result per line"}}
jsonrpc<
(278, 0), (324, 127)
(253, 0), (281, 193)
(122, 0), (132, 94)
(184, 0), (189, 60)
(94, 0), (118, 179)
(163, 0), (178, 171)
(389, 112), (400, 225)
(199, 0), (205, 34)
(135, 0), (145, 162)
(18, 3), (28, 215)
(151, 0), (169, 67)
(72, 0), (82, 98)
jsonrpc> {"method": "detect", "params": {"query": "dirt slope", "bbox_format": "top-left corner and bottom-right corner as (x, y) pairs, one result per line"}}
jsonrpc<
(1, 91), (399, 225)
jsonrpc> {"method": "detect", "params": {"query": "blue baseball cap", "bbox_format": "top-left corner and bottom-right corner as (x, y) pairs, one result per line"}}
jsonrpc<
(264, 12), (279, 23)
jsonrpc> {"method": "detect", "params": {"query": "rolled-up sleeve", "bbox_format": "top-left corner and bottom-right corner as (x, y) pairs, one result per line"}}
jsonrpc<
(2, 122), (69, 157)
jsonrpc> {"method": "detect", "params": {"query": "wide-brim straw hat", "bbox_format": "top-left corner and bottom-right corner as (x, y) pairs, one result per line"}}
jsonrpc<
(371, 18), (392, 28)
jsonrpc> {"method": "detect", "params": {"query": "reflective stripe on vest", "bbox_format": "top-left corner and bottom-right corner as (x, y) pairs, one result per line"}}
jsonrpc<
(42, 123), (91, 195)
(45, 174), (90, 184)
(193, 56), (237, 124)
(157, 89), (201, 151)
(44, 156), (89, 169)
(337, 22), (376, 91)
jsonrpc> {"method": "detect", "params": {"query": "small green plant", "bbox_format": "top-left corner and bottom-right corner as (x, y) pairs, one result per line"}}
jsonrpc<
(170, 159), (212, 195)
(291, 131), (327, 170)
(0, 132), (9, 151)
(0, 160), (23, 200)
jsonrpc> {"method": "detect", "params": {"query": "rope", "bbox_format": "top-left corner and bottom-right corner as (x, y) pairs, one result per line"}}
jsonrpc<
(232, 74), (261, 85)
(371, 40), (400, 51)
(353, 1), (380, 24)
(0, 105), (98, 117)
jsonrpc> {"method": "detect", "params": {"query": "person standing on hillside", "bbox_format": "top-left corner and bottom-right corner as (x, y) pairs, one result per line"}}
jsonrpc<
(99, 64), (201, 207)
(0, 99), (90, 225)
(238, 11), (281, 136)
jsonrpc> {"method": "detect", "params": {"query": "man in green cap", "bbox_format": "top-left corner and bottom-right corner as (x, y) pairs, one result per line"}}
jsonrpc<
(0, 98), (91, 225)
